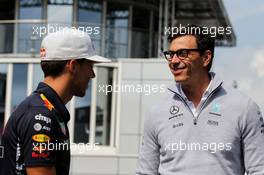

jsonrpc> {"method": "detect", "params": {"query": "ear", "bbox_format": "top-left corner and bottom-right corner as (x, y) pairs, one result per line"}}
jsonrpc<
(66, 60), (78, 74)
(202, 50), (212, 68)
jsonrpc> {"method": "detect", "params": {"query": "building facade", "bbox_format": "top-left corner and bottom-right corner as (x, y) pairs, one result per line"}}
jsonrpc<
(0, 0), (235, 174)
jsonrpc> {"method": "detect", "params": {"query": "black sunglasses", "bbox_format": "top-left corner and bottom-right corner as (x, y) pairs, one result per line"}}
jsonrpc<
(163, 49), (201, 61)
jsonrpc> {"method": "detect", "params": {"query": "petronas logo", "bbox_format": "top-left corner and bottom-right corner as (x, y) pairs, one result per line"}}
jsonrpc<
(209, 103), (222, 116)
(212, 103), (221, 113)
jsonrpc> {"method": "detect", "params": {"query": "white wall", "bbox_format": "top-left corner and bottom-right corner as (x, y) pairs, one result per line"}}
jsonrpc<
(70, 59), (174, 175)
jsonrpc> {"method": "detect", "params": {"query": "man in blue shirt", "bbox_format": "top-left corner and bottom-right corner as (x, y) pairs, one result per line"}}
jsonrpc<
(0, 28), (110, 175)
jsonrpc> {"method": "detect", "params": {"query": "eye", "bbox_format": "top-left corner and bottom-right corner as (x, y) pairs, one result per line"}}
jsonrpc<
(178, 50), (188, 57)
(169, 52), (175, 58)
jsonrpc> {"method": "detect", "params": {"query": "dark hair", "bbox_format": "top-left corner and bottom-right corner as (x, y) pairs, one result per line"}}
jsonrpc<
(41, 58), (87, 78)
(168, 25), (215, 72)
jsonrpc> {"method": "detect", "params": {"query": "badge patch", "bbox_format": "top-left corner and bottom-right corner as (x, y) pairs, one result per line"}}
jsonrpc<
(40, 94), (54, 111)
(32, 134), (50, 142)
(209, 103), (222, 116)
(32, 152), (50, 158)
(170, 105), (179, 115)
(212, 103), (221, 113)
(40, 47), (46, 58)
(169, 105), (183, 120)
(42, 125), (51, 131)
(32, 145), (47, 153)
(35, 114), (51, 124)
(172, 122), (184, 128)
(33, 123), (42, 131)
(207, 120), (219, 126)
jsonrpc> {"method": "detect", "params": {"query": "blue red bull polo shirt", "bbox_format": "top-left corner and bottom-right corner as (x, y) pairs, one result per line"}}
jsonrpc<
(0, 82), (70, 175)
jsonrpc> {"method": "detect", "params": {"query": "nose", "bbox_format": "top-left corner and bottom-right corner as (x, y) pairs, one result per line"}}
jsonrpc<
(171, 54), (181, 63)
(91, 69), (96, 78)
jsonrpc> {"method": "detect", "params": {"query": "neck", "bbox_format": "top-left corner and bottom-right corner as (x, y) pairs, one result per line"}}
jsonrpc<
(181, 73), (211, 107)
(43, 76), (73, 104)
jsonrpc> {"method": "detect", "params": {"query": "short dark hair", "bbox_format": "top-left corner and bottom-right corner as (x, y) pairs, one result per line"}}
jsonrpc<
(168, 25), (215, 72)
(40, 58), (87, 78)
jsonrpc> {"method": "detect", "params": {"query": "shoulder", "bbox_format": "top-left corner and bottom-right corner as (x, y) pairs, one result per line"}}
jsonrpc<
(144, 85), (178, 124)
(220, 83), (254, 105)
(10, 93), (54, 127)
(220, 83), (261, 117)
(15, 93), (51, 113)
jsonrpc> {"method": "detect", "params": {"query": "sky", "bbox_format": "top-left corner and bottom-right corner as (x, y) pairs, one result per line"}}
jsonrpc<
(214, 0), (264, 112)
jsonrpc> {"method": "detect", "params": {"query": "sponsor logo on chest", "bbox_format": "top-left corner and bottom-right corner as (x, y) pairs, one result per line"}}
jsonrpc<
(35, 114), (51, 124)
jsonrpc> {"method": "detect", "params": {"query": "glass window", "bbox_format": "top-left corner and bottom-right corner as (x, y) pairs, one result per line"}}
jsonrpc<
(95, 67), (113, 145)
(0, 23), (14, 53)
(32, 64), (44, 90)
(73, 66), (116, 146)
(74, 83), (92, 143)
(19, 0), (42, 19)
(0, 0), (15, 53)
(18, 0), (43, 53)
(0, 64), (7, 141)
(11, 64), (28, 112)
(78, 0), (102, 24)
(77, 0), (102, 55)
(131, 7), (150, 58)
(151, 13), (159, 57)
(47, 0), (73, 24)
(105, 3), (129, 58)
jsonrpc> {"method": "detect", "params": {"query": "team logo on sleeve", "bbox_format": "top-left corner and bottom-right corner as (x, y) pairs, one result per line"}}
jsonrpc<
(32, 134), (50, 142)
(40, 47), (46, 58)
(40, 93), (54, 111)
(33, 123), (42, 131)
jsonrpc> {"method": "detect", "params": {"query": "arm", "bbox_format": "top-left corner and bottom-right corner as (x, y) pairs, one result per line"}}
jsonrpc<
(26, 166), (56, 175)
(241, 100), (264, 174)
(18, 108), (57, 172)
(136, 110), (160, 175)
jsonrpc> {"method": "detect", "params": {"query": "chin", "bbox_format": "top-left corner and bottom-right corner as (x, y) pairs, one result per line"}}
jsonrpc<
(74, 91), (86, 97)
(174, 75), (189, 83)
(78, 93), (85, 97)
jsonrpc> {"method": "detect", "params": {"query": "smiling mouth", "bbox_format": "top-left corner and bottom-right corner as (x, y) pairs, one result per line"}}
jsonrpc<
(171, 64), (186, 72)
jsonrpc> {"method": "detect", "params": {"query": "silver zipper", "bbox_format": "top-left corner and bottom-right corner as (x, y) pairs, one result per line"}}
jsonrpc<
(168, 82), (222, 125)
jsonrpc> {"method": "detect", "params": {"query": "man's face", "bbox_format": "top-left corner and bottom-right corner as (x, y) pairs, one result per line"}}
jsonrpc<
(72, 60), (95, 97)
(168, 35), (204, 83)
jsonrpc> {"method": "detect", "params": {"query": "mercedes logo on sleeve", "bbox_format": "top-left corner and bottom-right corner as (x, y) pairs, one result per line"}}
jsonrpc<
(170, 105), (179, 115)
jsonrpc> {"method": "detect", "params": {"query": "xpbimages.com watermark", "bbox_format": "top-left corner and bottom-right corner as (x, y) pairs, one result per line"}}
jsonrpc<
(32, 24), (100, 37)
(164, 24), (232, 37)
(32, 141), (100, 154)
(0, 142), (100, 159)
(164, 140), (232, 154)
(98, 83), (167, 95)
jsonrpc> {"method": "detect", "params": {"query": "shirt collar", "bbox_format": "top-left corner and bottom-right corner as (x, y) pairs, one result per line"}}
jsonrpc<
(178, 73), (213, 98)
(34, 82), (70, 123)
(168, 72), (222, 98)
